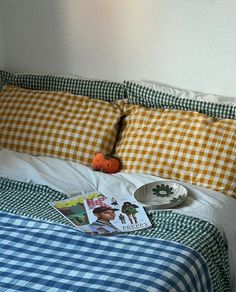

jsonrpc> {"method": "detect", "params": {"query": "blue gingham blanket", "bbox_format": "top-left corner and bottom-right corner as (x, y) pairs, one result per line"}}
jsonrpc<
(0, 210), (212, 292)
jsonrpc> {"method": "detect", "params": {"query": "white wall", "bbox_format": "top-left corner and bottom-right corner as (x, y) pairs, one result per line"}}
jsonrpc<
(1, 0), (236, 97)
(0, 14), (4, 68)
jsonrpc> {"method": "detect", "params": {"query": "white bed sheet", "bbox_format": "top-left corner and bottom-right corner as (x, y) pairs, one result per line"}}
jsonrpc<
(0, 148), (236, 291)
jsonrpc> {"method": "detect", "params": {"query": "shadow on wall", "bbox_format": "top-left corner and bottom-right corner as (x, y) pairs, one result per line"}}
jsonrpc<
(0, 0), (73, 75)
(0, 0), (129, 79)
(0, 0), (137, 80)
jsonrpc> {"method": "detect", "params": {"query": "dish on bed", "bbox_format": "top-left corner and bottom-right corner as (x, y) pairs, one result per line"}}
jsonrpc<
(134, 181), (188, 209)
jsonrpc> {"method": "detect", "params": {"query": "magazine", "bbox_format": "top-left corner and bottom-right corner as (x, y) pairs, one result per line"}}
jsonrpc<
(84, 196), (152, 236)
(49, 192), (105, 234)
(50, 192), (152, 236)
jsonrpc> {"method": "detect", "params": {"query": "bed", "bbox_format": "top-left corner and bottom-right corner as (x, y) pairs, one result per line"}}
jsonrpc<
(0, 70), (235, 292)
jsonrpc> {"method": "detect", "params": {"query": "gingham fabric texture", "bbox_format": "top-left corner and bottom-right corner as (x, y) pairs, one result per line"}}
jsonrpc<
(125, 81), (236, 119)
(115, 102), (236, 197)
(135, 211), (230, 292)
(129, 80), (236, 105)
(0, 210), (213, 292)
(0, 85), (123, 165)
(0, 177), (231, 292)
(0, 70), (125, 101)
(0, 177), (69, 224)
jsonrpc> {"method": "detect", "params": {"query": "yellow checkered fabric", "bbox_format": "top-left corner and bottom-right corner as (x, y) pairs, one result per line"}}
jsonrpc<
(115, 102), (236, 197)
(0, 85), (122, 165)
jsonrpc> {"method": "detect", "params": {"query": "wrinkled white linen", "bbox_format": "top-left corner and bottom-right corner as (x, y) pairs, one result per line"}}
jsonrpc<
(0, 148), (236, 291)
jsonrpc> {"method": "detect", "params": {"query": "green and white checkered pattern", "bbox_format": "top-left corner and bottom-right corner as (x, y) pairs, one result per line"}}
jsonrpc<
(125, 81), (236, 119)
(0, 70), (125, 101)
(0, 177), (231, 292)
(0, 177), (70, 225)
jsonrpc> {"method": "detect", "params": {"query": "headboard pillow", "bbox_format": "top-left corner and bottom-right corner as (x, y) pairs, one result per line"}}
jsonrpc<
(125, 81), (236, 119)
(131, 80), (236, 104)
(0, 85), (123, 165)
(0, 70), (125, 101)
(114, 102), (236, 197)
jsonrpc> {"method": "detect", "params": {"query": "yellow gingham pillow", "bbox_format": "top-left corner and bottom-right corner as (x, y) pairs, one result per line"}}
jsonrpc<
(0, 85), (123, 165)
(115, 102), (236, 197)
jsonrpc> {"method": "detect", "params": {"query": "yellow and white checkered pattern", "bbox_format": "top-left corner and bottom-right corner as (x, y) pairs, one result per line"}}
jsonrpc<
(0, 85), (122, 165)
(115, 102), (236, 197)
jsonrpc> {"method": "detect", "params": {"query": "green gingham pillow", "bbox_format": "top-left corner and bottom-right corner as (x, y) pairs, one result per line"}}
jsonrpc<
(0, 70), (125, 101)
(125, 81), (236, 119)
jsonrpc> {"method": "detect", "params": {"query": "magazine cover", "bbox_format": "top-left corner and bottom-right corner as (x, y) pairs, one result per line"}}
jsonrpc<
(49, 192), (105, 235)
(84, 196), (152, 236)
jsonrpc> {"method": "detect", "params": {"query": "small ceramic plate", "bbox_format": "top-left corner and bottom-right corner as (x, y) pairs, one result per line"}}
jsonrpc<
(134, 181), (188, 210)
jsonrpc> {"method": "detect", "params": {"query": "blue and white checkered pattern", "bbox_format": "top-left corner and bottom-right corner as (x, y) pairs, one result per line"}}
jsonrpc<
(0, 210), (212, 292)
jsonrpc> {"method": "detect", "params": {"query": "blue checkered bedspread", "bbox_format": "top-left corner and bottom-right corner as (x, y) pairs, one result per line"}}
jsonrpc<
(0, 210), (212, 292)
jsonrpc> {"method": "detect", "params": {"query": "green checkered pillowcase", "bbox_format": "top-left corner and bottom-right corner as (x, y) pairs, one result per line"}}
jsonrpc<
(0, 70), (125, 101)
(125, 81), (236, 119)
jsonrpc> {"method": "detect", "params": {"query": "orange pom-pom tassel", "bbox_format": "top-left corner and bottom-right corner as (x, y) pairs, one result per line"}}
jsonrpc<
(91, 153), (120, 174)
(91, 152), (104, 170)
